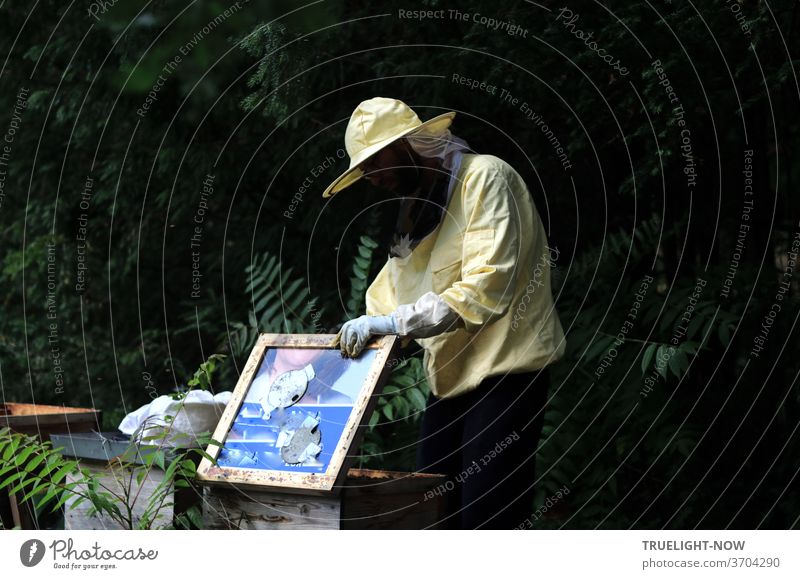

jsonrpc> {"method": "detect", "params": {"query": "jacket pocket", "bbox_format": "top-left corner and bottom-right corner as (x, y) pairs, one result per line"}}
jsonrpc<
(430, 258), (462, 294)
(429, 230), (464, 293)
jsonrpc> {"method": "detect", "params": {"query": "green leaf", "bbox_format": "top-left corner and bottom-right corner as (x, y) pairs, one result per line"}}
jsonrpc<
(153, 451), (166, 471)
(641, 343), (658, 374)
(368, 411), (380, 429)
(359, 235), (378, 248)
(50, 491), (75, 513)
(23, 452), (47, 474)
(50, 462), (79, 485)
(2, 437), (21, 462)
(0, 471), (26, 491)
(164, 459), (180, 480)
(21, 480), (48, 503)
(407, 388), (427, 411)
(668, 348), (688, 379)
(70, 496), (88, 511)
(655, 345), (671, 379)
(15, 445), (37, 466)
(180, 458), (197, 476)
(391, 396), (409, 418)
(392, 374), (415, 387)
(9, 476), (39, 496)
(0, 463), (18, 478)
(187, 506), (203, 528)
(194, 448), (217, 464)
(36, 485), (61, 511)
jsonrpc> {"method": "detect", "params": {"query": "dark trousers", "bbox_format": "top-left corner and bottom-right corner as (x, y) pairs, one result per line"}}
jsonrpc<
(416, 367), (550, 530)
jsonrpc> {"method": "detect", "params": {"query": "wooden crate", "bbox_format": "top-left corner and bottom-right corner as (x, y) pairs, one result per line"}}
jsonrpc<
(202, 468), (447, 530)
(0, 402), (101, 438)
(0, 402), (101, 529)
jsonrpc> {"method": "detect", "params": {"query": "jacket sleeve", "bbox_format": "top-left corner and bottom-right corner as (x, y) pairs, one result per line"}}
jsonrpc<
(366, 261), (463, 343)
(438, 163), (522, 334)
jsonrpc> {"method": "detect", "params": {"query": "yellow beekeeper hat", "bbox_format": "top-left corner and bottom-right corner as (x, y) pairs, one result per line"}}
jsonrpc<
(321, 97), (456, 198)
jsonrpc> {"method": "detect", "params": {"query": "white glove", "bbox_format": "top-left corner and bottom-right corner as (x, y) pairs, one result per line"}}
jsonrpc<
(335, 314), (397, 358)
(335, 292), (464, 357)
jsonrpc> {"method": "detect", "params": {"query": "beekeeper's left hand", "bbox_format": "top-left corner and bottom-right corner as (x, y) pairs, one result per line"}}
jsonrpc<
(334, 314), (397, 357)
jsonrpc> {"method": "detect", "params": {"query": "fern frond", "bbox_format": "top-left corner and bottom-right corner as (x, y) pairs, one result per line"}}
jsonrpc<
(568, 212), (666, 283)
(230, 252), (323, 356)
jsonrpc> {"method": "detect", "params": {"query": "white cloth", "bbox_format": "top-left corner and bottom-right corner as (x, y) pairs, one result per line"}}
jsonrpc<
(405, 127), (471, 177)
(406, 128), (471, 211)
(118, 390), (232, 448)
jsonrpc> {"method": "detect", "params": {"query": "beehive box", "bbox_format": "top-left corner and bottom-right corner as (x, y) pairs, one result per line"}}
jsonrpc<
(201, 468), (447, 530)
(51, 431), (199, 530)
(0, 402), (101, 438)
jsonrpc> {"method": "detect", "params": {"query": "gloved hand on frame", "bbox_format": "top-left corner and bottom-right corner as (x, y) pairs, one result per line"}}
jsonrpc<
(333, 314), (397, 358)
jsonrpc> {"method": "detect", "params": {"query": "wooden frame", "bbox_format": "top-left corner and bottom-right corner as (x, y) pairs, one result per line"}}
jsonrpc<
(196, 333), (398, 495)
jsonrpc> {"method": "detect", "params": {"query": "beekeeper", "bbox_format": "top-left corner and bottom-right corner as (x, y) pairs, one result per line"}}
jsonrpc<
(324, 97), (566, 529)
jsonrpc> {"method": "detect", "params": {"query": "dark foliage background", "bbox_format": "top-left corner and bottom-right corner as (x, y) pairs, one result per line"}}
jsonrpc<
(0, 0), (798, 528)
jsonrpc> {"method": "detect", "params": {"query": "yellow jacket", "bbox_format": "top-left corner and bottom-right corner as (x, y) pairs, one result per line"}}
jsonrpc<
(366, 153), (566, 399)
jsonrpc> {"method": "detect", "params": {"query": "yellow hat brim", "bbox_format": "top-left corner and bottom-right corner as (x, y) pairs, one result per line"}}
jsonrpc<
(321, 111), (456, 198)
